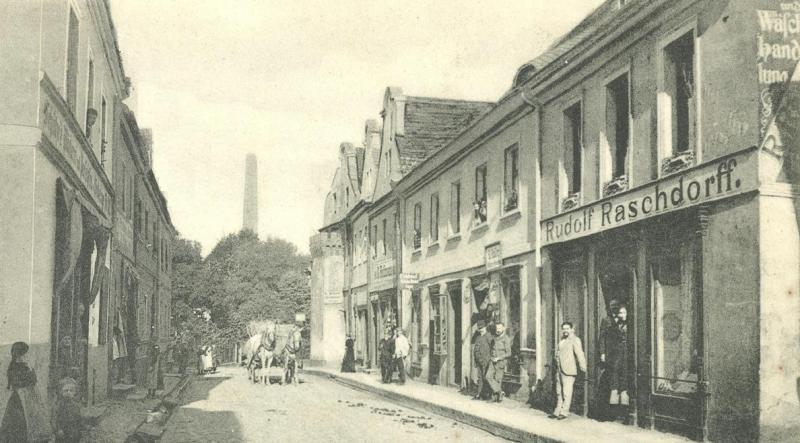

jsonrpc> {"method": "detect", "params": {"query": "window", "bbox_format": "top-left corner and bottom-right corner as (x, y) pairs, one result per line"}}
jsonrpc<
(120, 164), (127, 213)
(607, 74), (630, 180)
(651, 248), (700, 396)
(564, 102), (583, 195)
(387, 150), (392, 177)
(346, 187), (350, 208)
(66, 8), (80, 114)
(430, 194), (439, 242)
(381, 218), (387, 255)
(413, 203), (422, 250)
(504, 145), (519, 212)
(100, 96), (108, 165)
(85, 59), (94, 137)
(411, 291), (422, 365)
(661, 31), (696, 162)
(474, 164), (487, 224)
(450, 181), (460, 235)
(333, 193), (337, 213)
(372, 224), (378, 257)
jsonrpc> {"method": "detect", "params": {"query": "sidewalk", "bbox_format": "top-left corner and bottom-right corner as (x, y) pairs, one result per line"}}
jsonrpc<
(304, 366), (690, 443)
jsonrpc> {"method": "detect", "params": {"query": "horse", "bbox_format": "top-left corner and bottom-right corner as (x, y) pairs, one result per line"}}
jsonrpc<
(243, 330), (278, 384)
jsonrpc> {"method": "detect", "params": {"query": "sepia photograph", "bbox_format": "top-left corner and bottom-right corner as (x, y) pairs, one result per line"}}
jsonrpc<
(1, 0), (799, 441)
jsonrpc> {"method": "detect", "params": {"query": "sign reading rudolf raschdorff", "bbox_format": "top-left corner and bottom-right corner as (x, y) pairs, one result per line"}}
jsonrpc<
(541, 147), (759, 246)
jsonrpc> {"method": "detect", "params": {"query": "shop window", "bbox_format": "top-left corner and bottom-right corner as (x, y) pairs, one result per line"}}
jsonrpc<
(430, 193), (439, 243)
(651, 251), (700, 396)
(564, 102), (583, 197)
(660, 31), (696, 175)
(450, 181), (460, 235)
(474, 164), (487, 225)
(66, 7), (79, 114)
(604, 73), (630, 196)
(431, 287), (447, 355)
(413, 203), (422, 250)
(504, 145), (519, 212)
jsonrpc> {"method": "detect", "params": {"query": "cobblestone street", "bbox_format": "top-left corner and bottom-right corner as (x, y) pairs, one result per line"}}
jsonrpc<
(161, 367), (505, 442)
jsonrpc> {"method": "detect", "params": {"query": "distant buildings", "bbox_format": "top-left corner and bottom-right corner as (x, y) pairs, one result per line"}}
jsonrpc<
(0, 0), (175, 408)
(311, 1), (800, 441)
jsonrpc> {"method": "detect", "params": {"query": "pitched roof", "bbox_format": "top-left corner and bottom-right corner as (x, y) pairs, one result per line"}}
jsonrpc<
(513, 0), (637, 88)
(396, 97), (493, 174)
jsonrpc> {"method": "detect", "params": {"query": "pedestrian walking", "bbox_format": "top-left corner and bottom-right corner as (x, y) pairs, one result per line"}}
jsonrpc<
(393, 329), (410, 384)
(471, 320), (493, 400)
(0, 342), (50, 443)
(552, 321), (587, 420)
(52, 377), (81, 443)
(341, 337), (356, 373)
(485, 322), (511, 403)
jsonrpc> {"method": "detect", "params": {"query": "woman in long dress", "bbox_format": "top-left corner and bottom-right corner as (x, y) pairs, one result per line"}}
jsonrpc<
(201, 346), (214, 374)
(0, 342), (50, 442)
(340, 337), (356, 373)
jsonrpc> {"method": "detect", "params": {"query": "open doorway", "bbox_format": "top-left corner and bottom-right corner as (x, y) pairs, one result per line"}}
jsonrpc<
(448, 283), (462, 386)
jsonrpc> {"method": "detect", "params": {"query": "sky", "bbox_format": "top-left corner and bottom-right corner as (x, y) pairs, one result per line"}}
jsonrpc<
(112, 0), (604, 255)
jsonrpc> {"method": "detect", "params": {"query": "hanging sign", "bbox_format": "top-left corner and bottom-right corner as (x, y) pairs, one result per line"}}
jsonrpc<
(485, 242), (503, 271)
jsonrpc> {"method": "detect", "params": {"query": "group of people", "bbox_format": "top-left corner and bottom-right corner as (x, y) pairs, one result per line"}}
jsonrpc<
(0, 342), (82, 443)
(471, 320), (512, 403)
(377, 327), (410, 384)
(550, 299), (630, 421)
(197, 345), (217, 375)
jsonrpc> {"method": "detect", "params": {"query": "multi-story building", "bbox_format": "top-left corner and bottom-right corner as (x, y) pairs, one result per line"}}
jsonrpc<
(313, 1), (800, 441)
(0, 0), (175, 409)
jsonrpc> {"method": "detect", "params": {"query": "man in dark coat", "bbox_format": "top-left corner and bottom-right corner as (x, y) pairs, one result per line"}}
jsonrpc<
(472, 320), (493, 400)
(486, 322), (512, 403)
(379, 327), (395, 383)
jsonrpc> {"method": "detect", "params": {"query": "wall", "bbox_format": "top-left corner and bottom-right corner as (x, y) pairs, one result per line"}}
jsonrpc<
(758, 191), (800, 441)
(702, 194), (760, 441)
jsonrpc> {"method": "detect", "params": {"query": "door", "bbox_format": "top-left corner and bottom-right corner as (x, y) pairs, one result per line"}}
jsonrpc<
(556, 258), (587, 415)
(595, 247), (636, 422)
(449, 284), (462, 386)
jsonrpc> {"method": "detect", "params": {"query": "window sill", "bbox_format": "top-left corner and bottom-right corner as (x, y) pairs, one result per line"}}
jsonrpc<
(428, 241), (440, 249)
(472, 221), (489, 232)
(446, 233), (461, 242)
(411, 249), (422, 255)
(500, 209), (521, 222)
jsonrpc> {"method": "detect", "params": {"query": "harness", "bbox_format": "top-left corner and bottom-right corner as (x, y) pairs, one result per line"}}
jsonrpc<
(284, 329), (301, 355)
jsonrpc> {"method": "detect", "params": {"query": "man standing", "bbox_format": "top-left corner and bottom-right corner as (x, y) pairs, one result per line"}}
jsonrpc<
(379, 326), (395, 383)
(485, 322), (511, 403)
(552, 321), (587, 419)
(471, 320), (493, 400)
(393, 329), (410, 384)
(283, 322), (303, 385)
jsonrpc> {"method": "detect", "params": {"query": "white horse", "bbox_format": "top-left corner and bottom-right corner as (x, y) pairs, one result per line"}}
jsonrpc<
(243, 330), (277, 384)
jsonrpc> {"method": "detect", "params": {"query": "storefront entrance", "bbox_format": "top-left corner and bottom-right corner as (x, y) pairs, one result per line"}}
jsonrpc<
(447, 282), (463, 387)
(554, 256), (587, 415)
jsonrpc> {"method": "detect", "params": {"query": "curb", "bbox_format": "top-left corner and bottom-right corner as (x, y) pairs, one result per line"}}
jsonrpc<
(127, 374), (193, 442)
(305, 369), (558, 443)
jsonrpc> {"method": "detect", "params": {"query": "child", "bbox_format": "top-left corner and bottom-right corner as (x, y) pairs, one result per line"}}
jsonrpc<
(53, 377), (81, 443)
(0, 341), (50, 443)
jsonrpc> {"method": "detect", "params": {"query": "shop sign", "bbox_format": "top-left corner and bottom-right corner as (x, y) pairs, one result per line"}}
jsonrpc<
(485, 242), (503, 271)
(399, 273), (419, 288)
(372, 257), (395, 280)
(756, 2), (800, 139)
(40, 79), (112, 217)
(541, 147), (759, 246)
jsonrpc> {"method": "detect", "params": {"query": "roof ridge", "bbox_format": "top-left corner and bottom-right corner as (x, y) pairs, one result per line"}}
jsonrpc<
(405, 95), (494, 105)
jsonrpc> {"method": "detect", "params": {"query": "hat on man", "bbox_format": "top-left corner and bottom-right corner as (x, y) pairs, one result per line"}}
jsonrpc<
(476, 320), (487, 329)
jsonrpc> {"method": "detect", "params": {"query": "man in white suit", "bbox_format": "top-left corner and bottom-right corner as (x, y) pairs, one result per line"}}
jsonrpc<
(552, 321), (587, 419)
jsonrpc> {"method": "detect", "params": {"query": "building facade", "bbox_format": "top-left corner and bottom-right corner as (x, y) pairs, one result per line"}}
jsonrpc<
(0, 0), (175, 411)
(311, 1), (800, 441)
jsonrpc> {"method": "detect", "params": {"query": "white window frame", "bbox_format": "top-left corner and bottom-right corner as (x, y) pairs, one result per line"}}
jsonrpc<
(560, 96), (584, 210)
(600, 65), (633, 189)
(503, 143), (521, 214)
(656, 19), (702, 175)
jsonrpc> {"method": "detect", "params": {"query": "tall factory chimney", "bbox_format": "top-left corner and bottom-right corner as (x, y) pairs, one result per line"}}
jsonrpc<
(243, 153), (258, 233)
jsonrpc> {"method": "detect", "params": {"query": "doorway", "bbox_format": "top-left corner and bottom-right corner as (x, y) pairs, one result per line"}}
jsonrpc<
(556, 257), (587, 415)
(448, 283), (462, 386)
